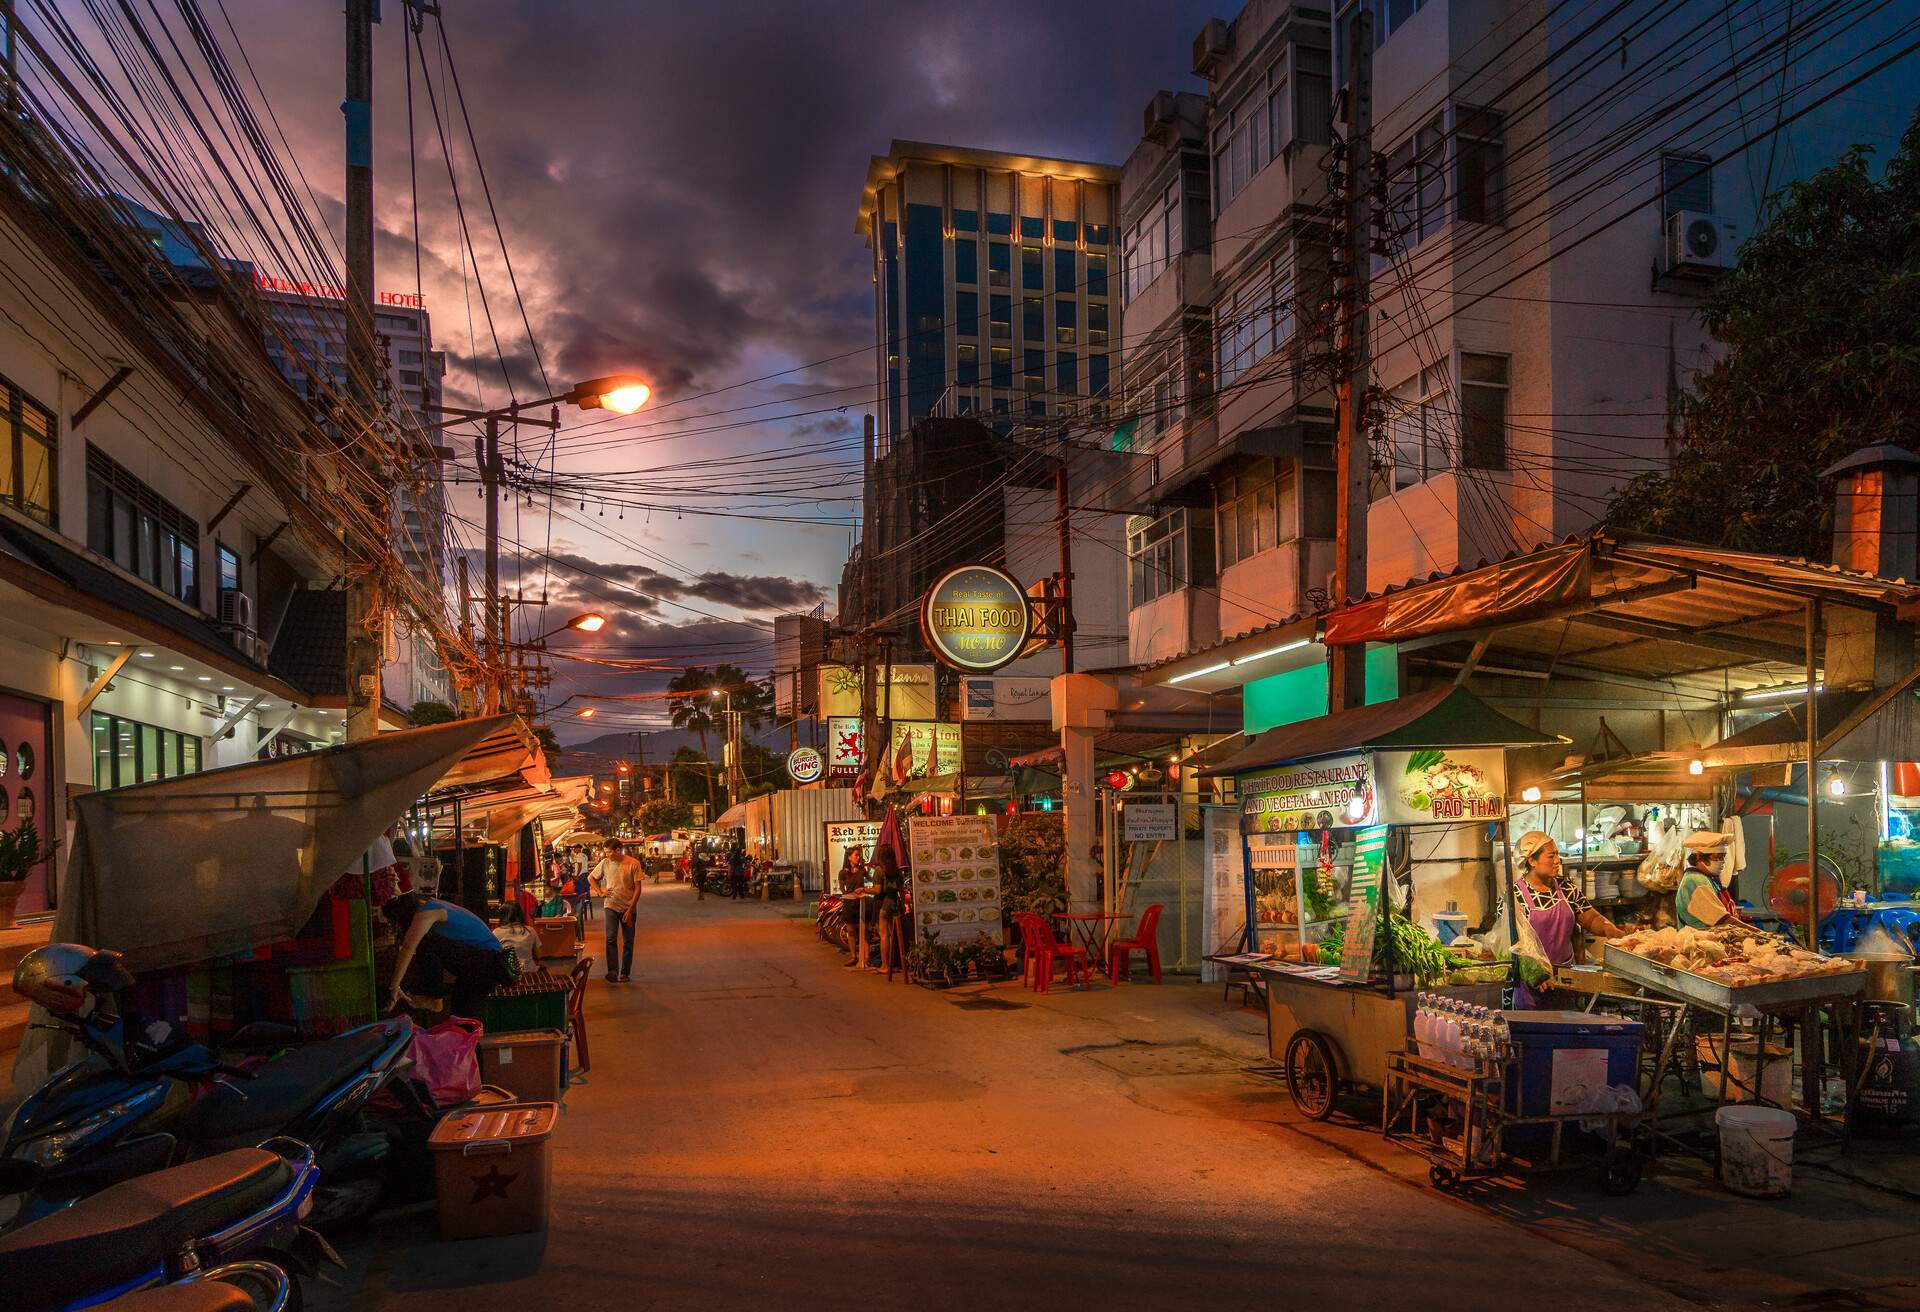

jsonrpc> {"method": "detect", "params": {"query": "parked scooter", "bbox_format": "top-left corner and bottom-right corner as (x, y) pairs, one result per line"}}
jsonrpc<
(3, 944), (430, 1230)
(0, 1137), (330, 1312)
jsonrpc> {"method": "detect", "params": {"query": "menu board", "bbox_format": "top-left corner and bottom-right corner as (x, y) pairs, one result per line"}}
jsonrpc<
(1240, 752), (1376, 833)
(1336, 825), (1389, 984)
(907, 814), (1003, 944)
(823, 820), (881, 891)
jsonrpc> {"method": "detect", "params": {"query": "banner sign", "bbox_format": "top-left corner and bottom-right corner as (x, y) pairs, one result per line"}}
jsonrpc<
(1336, 824), (1390, 984)
(816, 664), (937, 721)
(826, 716), (863, 779)
(823, 820), (881, 889)
(922, 564), (1032, 673)
(1122, 801), (1178, 843)
(1375, 749), (1506, 824)
(888, 721), (963, 782)
(907, 814), (1003, 944)
(960, 675), (1052, 722)
(787, 746), (823, 784)
(1239, 752), (1376, 834)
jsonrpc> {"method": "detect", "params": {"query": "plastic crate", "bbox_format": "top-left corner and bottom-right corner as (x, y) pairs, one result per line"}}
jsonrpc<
(482, 969), (571, 1035)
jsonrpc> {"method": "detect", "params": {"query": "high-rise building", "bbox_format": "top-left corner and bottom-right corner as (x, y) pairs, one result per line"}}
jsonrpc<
(856, 142), (1122, 447)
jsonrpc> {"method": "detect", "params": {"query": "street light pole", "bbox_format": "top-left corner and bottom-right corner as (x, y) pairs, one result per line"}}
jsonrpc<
(342, 0), (382, 742)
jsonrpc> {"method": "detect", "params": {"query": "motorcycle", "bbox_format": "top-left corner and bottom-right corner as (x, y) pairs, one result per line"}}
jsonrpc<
(0, 1137), (332, 1312)
(4, 945), (431, 1231)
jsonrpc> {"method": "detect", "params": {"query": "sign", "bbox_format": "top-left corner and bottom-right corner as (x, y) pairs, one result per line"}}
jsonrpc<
(907, 814), (1003, 944)
(1122, 801), (1178, 843)
(1240, 752), (1376, 834)
(816, 664), (937, 721)
(825, 716), (863, 779)
(1375, 749), (1506, 825)
(960, 675), (1052, 722)
(887, 721), (962, 782)
(921, 564), (1032, 673)
(823, 820), (881, 889)
(787, 746), (823, 784)
(1336, 824), (1389, 983)
(254, 271), (425, 308)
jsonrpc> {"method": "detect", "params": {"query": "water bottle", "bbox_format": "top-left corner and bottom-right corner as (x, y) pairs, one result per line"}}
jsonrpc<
(1439, 998), (1461, 1067)
(1415, 993), (1434, 1052)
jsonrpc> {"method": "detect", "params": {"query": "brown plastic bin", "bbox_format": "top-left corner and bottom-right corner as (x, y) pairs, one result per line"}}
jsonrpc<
(428, 1102), (558, 1240)
(477, 1028), (565, 1104)
(533, 917), (578, 958)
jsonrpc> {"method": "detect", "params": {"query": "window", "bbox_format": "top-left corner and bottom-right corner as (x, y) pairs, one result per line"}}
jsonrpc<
(955, 392), (978, 415)
(1455, 107), (1504, 225)
(400, 370), (422, 385)
(990, 346), (1013, 390)
(1379, 362), (1450, 496)
(1661, 152), (1715, 217)
(1057, 352), (1078, 396)
(956, 290), (979, 336)
(90, 711), (203, 790)
(1086, 253), (1109, 298)
(986, 211), (1012, 237)
(1053, 219), (1077, 242)
(217, 543), (241, 592)
(1216, 460), (1298, 569)
(990, 295), (1011, 339)
(1023, 349), (1046, 393)
(954, 208), (979, 233)
(398, 348), (422, 364)
(954, 240), (978, 285)
(86, 446), (198, 603)
(988, 243), (1011, 287)
(1122, 181), (1180, 304)
(1054, 248), (1076, 294)
(1019, 216), (1045, 240)
(1088, 353), (1110, 397)
(1213, 93), (1262, 213)
(956, 342), (979, 386)
(1216, 259), (1295, 387)
(1384, 111), (1447, 246)
(1296, 48), (1332, 146)
(1087, 223), (1110, 246)
(1022, 297), (1044, 343)
(1128, 509), (1190, 607)
(1088, 302), (1109, 346)
(1022, 246), (1044, 291)
(1055, 299), (1077, 345)
(0, 374), (56, 525)
(1460, 353), (1508, 469)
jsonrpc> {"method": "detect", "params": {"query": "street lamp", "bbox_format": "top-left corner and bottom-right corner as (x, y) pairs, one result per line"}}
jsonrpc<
(564, 375), (652, 415)
(527, 611), (607, 643)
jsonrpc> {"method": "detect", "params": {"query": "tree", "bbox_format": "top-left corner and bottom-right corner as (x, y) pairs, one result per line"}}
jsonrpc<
(636, 797), (693, 834)
(738, 739), (783, 800)
(1607, 110), (1920, 556)
(408, 699), (458, 727)
(667, 668), (720, 762)
(670, 745), (714, 809)
(535, 725), (561, 773)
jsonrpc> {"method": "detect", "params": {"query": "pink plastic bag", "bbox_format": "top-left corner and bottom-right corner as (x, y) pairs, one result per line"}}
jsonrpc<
(410, 1017), (483, 1107)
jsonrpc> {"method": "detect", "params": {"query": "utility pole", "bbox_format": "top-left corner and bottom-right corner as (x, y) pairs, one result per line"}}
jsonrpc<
(1329, 7), (1374, 714)
(480, 418), (501, 713)
(1055, 462), (1076, 674)
(343, 0), (383, 741)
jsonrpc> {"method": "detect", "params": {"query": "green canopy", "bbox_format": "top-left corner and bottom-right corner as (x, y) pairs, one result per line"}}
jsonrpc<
(1198, 686), (1557, 778)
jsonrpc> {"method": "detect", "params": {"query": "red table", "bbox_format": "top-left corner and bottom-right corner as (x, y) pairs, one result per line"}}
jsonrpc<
(1056, 911), (1131, 978)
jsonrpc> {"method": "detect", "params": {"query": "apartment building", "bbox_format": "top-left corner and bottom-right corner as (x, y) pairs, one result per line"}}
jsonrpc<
(856, 142), (1122, 445)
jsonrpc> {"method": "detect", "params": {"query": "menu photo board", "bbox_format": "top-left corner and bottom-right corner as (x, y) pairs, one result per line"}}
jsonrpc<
(907, 814), (1003, 944)
(823, 820), (881, 890)
(1375, 749), (1506, 825)
(1336, 824), (1390, 984)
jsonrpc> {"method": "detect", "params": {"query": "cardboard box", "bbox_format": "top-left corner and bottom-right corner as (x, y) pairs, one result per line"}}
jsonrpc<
(477, 1028), (565, 1104)
(428, 1102), (558, 1240)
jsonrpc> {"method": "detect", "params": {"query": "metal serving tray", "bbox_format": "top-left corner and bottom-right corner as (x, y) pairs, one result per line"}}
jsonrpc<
(1603, 943), (1865, 1015)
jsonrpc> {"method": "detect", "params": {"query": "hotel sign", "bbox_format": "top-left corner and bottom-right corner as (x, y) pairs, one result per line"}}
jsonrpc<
(254, 271), (426, 308)
(922, 564), (1031, 673)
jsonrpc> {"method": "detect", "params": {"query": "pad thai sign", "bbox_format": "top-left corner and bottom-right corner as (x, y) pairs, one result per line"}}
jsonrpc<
(1239, 748), (1506, 832)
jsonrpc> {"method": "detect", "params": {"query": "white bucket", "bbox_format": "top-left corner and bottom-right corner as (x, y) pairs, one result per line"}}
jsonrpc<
(1717, 1105), (1796, 1197)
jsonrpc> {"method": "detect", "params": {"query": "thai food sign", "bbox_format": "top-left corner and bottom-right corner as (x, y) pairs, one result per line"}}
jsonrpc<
(1239, 753), (1376, 833)
(921, 564), (1032, 673)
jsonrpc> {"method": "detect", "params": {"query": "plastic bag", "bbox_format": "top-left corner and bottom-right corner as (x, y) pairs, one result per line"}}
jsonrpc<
(411, 1017), (483, 1107)
(1638, 818), (1685, 893)
(1510, 902), (1554, 986)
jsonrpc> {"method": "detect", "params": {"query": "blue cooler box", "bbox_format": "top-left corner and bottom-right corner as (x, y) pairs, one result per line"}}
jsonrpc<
(1502, 1010), (1643, 1151)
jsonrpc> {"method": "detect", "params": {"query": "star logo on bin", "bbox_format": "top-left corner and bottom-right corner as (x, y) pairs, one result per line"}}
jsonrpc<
(471, 1165), (518, 1203)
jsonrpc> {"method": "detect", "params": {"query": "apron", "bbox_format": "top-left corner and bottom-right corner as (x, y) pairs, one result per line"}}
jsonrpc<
(1515, 877), (1575, 1009)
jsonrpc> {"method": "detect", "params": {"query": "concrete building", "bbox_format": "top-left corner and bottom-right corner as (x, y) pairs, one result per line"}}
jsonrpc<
(856, 142), (1122, 445)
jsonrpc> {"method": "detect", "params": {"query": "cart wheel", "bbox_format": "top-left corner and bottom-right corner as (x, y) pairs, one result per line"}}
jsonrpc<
(1429, 1165), (1458, 1190)
(1598, 1146), (1643, 1196)
(1283, 1029), (1338, 1121)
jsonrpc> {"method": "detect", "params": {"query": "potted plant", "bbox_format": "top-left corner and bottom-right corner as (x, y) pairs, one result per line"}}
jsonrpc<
(0, 819), (51, 930)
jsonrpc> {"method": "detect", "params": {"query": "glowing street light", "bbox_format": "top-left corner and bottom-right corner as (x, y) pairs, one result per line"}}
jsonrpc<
(564, 374), (653, 415)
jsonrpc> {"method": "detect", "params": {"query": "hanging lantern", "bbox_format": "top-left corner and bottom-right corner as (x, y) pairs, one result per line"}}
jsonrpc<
(1105, 769), (1129, 791)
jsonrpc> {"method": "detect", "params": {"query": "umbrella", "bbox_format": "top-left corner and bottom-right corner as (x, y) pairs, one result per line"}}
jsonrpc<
(874, 805), (907, 868)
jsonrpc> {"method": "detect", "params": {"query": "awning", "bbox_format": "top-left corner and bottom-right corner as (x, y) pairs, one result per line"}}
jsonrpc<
(1009, 730), (1185, 769)
(1704, 687), (1920, 769)
(1200, 687), (1558, 777)
(712, 802), (749, 830)
(900, 773), (1014, 797)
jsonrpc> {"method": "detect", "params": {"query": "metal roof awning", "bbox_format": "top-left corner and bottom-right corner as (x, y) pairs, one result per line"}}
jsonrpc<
(1703, 686), (1920, 769)
(1200, 687), (1559, 777)
(899, 773), (1014, 798)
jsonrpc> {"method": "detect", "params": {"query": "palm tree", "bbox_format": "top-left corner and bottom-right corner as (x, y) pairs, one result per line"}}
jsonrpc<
(710, 663), (774, 733)
(667, 667), (720, 761)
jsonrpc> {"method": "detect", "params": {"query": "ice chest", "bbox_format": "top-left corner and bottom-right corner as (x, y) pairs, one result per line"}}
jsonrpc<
(477, 1028), (565, 1104)
(1502, 1010), (1642, 1147)
(428, 1102), (558, 1240)
(533, 917), (577, 958)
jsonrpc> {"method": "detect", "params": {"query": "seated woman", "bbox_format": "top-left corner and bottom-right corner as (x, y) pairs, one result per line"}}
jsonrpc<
(493, 903), (542, 973)
(383, 891), (518, 1020)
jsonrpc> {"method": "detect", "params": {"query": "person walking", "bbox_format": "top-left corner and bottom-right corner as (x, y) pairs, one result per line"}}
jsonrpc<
(691, 847), (709, 901)
(728, 844), (748, 900)
(590, 842), (642, 982)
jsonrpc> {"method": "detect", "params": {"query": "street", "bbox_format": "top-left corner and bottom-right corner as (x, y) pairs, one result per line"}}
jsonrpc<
(318, 885), (1710, 1312)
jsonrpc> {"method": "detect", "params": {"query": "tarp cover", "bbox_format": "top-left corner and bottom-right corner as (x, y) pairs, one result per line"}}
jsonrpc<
(55, 716), (512, 974)
(1199, 687), (1558, 777)
(1321, 543), (1591, 647)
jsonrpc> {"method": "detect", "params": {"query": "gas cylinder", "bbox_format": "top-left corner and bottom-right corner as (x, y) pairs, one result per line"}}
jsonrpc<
(1855, 1002), (1920, 1137)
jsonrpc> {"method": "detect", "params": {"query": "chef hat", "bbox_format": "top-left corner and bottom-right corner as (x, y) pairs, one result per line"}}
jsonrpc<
(1683, 830), (1732, 854)
(1514, 830), (1556, 866)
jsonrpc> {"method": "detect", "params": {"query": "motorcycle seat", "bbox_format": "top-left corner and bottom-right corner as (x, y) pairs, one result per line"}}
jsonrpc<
(184, 1025), (399, 1150)
(0, 1148), (290, 1309)
(89, 1280), (254, 1312)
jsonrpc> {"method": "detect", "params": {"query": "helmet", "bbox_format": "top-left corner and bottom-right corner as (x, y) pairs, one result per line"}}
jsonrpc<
(14, 944), (134, 1015)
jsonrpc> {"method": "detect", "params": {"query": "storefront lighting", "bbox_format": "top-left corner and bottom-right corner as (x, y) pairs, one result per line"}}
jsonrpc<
(1167, 660), (1231, 685)
(1520, 786), (1542, 803)
(137, 651), (154, 658)
(1345, 795), (1367, 822)
(221, 686), (234, 692)
(1742, 682), (1824, 703)
(1827, 774), (1846, 797)
(196, 675), (211, 682)
(168, 664), (184, 672)
(1229, 638), (1311, 667)
(1688, 759), (1705, 775)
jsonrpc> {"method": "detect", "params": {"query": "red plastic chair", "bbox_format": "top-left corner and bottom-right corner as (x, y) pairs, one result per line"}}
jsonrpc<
(567, 956), (594, 1074)
(1013, 914), (1043, 989)
(1109, 904), (1165, 983)
(1020, 913), (1087, 993)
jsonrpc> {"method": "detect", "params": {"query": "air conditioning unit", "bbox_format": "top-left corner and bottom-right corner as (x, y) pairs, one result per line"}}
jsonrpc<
(217, 587), (256, 632)
(1662, 210), (1737, 275)
(242, 634), (271, 665)
(1143, 90), (1178, 142)
(1191, 18), (1230, 79)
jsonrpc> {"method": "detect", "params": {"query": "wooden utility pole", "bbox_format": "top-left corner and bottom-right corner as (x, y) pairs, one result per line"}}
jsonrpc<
(1055, 462), (1076, 674)
(343, 0), (383, 740)
(480, 417), (502, 712)
(1329, 7), (1374, 714)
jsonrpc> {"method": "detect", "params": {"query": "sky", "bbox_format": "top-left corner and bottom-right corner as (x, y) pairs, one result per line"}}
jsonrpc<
(209, 0), (1220, 741)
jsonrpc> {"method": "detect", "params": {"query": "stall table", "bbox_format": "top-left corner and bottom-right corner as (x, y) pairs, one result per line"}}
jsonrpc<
(1056, 911), (1129, 978)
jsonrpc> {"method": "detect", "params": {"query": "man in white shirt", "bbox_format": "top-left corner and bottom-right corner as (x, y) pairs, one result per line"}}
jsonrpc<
(590, 842), (643, 982)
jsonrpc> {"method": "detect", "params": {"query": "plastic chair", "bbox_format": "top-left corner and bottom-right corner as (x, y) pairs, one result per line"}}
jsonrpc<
(567, 956), (594, 1074)
(1020, 913), (1087, 993)
(1109, 904), (1165, 983)
(1013, 914), (1042, 989)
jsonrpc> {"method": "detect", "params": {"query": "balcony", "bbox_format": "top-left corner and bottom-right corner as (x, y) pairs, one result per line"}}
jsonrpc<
(1129, 584), (1221, 667)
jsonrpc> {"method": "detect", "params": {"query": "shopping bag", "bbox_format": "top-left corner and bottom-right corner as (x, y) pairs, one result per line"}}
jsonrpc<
(1637, 819), (1685, 893)
(411, 1016), (483, 1107)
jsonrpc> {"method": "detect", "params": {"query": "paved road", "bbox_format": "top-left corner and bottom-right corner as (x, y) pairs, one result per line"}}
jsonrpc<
(320, 884), (1701, 1311)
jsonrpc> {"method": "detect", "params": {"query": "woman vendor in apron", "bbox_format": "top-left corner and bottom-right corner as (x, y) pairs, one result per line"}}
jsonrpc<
(1512, 830), (1624, 1008)
(1674, 830), (1747, 929)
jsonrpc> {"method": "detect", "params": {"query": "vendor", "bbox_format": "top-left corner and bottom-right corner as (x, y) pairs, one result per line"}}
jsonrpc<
(1513, 830), (1624, 1006)
(1674, 830), (1746, 929)
(382, 890), (517, 1019)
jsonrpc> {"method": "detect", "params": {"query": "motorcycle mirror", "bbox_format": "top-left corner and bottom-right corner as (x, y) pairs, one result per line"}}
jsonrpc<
(0, 1157), (45, 1193)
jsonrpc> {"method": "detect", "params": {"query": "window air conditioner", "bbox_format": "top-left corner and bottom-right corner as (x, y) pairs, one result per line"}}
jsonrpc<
(1662, 211), (1737, 275)
(217, 587), (256, 631)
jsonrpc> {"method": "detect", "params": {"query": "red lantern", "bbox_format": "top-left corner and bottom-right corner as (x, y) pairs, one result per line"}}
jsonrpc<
(1106, 769), (1129, 791)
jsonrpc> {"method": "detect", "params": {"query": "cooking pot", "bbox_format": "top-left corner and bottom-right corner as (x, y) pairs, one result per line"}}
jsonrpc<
(1852, 953), (1918, 1006)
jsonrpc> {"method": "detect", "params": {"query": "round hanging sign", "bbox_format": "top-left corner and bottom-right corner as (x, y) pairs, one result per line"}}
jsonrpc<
(787, 746), (824, 784)
(921, 563), (1032, 673)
